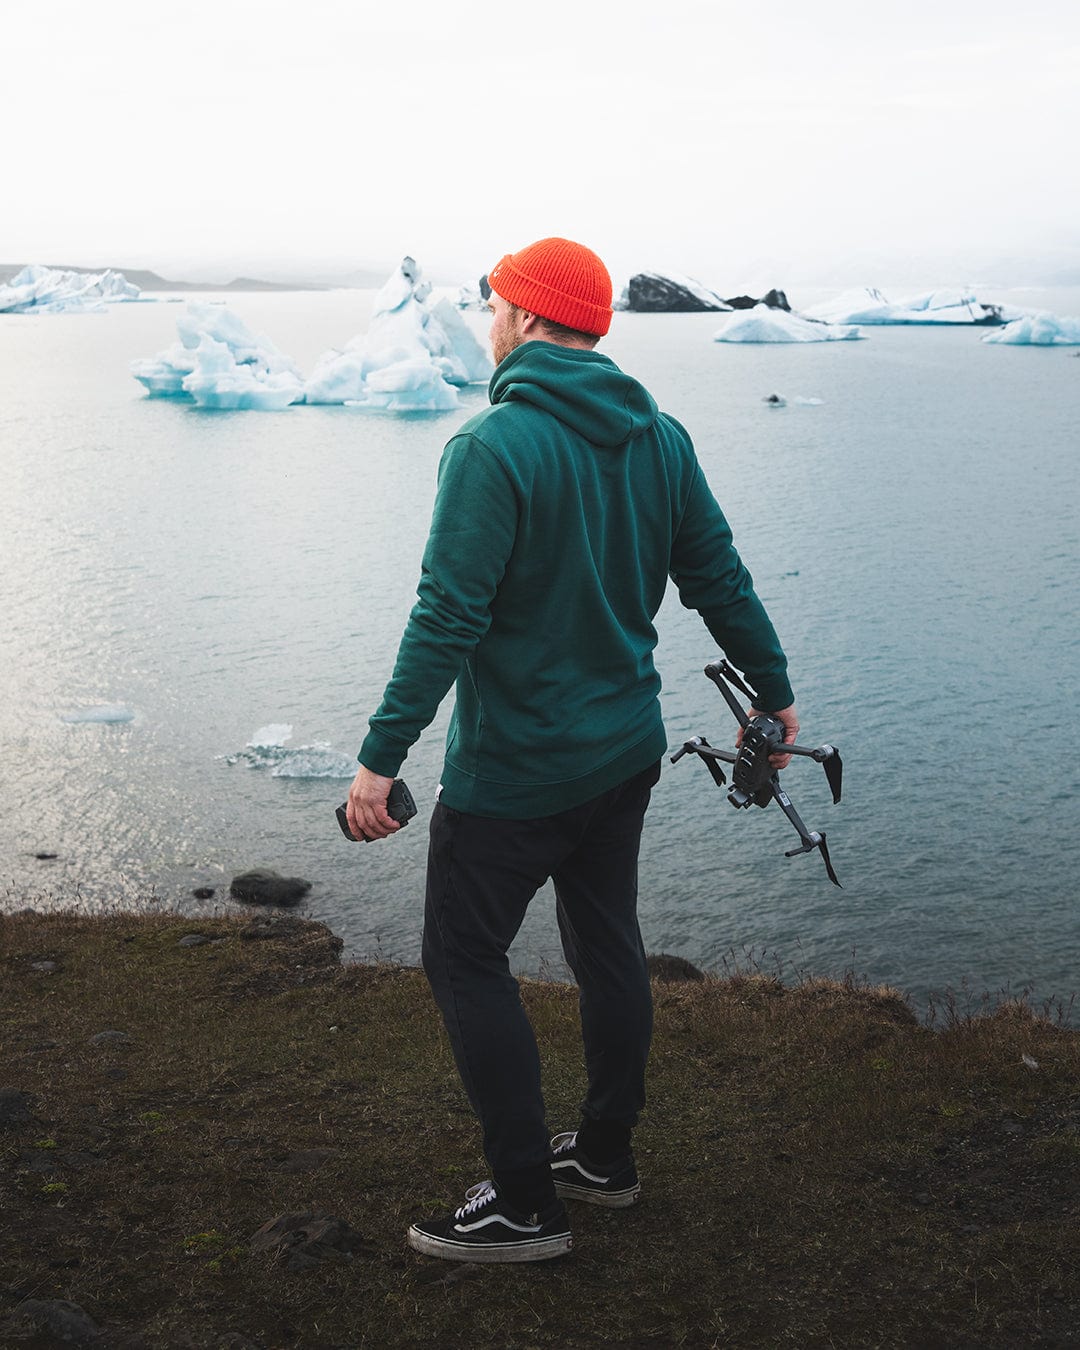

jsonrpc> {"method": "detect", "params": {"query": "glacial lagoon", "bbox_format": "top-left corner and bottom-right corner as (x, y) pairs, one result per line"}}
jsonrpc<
(2, 285), (1079, 1010)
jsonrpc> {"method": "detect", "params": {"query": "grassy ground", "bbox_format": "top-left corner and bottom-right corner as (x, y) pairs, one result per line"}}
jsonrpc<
(1, 908), (1078, 1349)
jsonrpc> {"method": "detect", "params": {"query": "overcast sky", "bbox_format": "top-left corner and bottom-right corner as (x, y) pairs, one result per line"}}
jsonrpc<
(5, 0), (1078, 288)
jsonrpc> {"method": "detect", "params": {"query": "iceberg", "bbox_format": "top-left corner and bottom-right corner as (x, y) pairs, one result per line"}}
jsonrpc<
(804, 287), (1009, 326)
(0, 264), (142, 314)
(616, 271), (732, 313)
(130, 301), (304, 408)
(130, 257), (491, 413)
(305, 257), (493, 409)
(981, 312), (1080, 345)
(714, 306), (862, 343)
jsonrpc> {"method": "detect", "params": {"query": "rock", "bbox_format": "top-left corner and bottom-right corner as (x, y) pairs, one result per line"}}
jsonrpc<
(34, 851), (59, 860)
(10, 1297), (100, 1343)
(230, 869), (312, 906)
(0, 1089), (36, 1129)
(761, 288), (790, 311)
(30, 960), (60, 973)
(647, 953), (706, 982)
(725, 288), (791, 311)
(191, 886), (216, 899)
(250, 1212), (374, 1271)
(177, 934), (212, 947)
(237, 915), (333, 944)
(88, 1030), (131, 1046)
(622, 272), (730, 313)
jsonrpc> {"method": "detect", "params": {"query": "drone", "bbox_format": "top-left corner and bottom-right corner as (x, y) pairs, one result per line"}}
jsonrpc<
(670, 659), (843, 886)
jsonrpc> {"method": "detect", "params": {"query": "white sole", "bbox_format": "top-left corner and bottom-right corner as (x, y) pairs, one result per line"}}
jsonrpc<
(553, 1180), (641, 1208)
(407, 1226), (573, 1262)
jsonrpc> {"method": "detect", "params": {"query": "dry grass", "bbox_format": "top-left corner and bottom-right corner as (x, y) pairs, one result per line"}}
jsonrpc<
(1, 908), (1078, 1348)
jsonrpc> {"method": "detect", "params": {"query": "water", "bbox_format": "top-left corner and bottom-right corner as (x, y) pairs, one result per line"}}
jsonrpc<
(2, 288), (1079, 1009)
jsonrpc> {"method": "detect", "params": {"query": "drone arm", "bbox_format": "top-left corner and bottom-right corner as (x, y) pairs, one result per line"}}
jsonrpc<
(770, 780), (842, 887)
(775, 741), (842, 803)
(670, 736), (736, 790)
(704, 662), (751, 727)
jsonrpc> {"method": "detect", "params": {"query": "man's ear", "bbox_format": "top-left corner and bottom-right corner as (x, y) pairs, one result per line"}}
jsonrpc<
(519, 310), (542, 334)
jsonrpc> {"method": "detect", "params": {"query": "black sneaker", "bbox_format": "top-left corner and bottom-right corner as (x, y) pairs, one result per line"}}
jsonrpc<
(550, 1131), (641, 1208)
(407, 1181), (572, 1263)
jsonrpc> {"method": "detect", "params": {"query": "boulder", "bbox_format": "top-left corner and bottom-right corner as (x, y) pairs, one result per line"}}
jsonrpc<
(647, 953), (706, 982)
(229, 869), (312, 906)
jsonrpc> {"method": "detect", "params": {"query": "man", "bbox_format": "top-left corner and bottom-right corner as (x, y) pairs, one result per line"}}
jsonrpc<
(347, 237), (797, 1263)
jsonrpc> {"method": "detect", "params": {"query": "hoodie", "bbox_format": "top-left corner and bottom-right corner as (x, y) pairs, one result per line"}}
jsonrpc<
(358, 340), (793, 818)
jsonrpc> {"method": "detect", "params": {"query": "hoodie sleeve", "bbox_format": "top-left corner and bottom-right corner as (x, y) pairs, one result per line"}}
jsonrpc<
(358, 433), (518, 775)
(670, 462), (795, 711)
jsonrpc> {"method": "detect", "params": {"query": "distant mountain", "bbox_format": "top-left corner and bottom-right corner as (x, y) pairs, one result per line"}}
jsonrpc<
(0, 263), (330, 291)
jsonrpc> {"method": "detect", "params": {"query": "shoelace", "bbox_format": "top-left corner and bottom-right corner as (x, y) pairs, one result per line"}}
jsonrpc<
(550, 1131), (578, 1156)
(455, 1180), (497, 1220)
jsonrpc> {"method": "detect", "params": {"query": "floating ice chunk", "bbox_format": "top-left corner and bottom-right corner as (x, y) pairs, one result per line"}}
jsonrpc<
(269, 743), (359, 778)
(130, 346), (197, 397)
(794, 395), (825, 405)
(61, 704), (136, 724)
(132, 301), (304, 407)
(226, 726), (356, 777)
(981, 312), (1080, 345)
(181, 334), (304, 410)
(248, 724), (293, 748)
(762, 392), (787, 407)
(715, 306), (862, 343)
(805, 286), (1007, 326)
(0, 264), (141, 314)
(347, 356), (462, 412)
(304, 257), (492, 410)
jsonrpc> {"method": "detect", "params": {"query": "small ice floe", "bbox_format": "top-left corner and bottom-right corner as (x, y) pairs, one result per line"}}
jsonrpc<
(224, 725), (357, 778)
(1021, 1053), (1039, 1071)
(794, 396), (824, 406)
(60, 704), (135, 724)
(981, 313), (1080, 346)
(715, 306), (862, 343)
(804, 286), (1017, 326)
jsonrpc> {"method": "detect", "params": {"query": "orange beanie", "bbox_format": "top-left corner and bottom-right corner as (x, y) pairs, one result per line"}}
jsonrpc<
(488, 237), (613, 337)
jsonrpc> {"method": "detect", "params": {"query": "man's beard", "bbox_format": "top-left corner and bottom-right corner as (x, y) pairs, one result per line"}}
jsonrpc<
(492, 325), (525, 367)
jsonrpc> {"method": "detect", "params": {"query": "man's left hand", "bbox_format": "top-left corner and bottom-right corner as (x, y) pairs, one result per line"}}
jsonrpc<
(737, 703), (799, 770)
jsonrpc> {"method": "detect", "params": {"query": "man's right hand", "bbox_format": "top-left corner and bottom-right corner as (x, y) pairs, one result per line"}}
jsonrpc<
(346, 764), (402, 841)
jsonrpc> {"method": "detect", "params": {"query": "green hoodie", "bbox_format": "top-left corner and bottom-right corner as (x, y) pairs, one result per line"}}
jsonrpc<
(358, 340), (793, 817)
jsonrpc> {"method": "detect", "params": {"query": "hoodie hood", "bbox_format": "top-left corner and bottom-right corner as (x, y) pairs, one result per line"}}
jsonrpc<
(488, 341), (657, 448)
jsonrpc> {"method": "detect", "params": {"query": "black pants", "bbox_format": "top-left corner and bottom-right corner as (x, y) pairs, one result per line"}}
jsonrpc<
(421, 761), (661, 1181)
